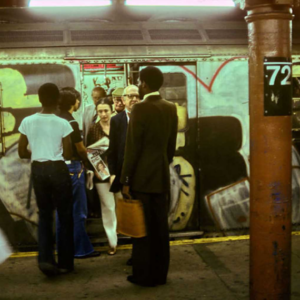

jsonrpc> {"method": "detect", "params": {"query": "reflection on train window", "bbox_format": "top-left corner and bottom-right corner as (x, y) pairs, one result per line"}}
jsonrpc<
(129, 64), (187, 106)
(160, 73), (187, 106)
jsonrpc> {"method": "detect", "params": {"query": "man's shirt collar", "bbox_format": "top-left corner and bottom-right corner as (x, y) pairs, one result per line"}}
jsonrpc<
(143, 91), (160, 101)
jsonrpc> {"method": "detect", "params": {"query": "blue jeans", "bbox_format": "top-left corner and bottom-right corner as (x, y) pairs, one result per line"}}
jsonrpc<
(32, 161), (74, 270)
(56, 161), (94, 257)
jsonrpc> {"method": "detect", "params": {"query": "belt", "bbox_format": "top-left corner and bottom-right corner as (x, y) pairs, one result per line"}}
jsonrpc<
(65, 160), (81, 165)
(33, 160), (56, 165)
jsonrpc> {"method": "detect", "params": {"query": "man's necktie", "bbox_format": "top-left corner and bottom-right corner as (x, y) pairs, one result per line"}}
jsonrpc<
(127, 112), (131, 119)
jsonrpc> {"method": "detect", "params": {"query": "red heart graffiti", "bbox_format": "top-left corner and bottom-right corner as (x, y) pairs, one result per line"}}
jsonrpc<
(180, 57), (246, 93)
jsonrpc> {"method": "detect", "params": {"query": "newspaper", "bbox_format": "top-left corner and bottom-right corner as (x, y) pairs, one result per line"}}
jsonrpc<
(205, 179), (250, 231)
(87, 136), (110, 181)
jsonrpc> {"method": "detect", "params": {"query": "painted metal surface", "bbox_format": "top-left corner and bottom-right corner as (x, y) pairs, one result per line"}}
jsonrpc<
(0, 43), (299, 248)
(246, 4), (293, 300)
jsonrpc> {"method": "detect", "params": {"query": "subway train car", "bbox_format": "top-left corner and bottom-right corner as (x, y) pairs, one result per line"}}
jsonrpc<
(0, 5), (300, 247)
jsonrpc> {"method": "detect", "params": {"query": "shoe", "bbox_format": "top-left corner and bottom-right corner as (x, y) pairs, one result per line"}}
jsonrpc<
(107, 247), (117, 256)
(127, 275), (155, 287)
(38, 263), (59, 277)
(75, 251), (101, 259)
(126, 258), (133, 266)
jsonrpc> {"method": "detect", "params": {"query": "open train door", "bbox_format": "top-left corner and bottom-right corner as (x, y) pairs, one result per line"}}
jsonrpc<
(129, 63), (200, 235)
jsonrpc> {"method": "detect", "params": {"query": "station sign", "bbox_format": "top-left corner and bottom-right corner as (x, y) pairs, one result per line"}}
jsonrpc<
(264, 57), (292, 116)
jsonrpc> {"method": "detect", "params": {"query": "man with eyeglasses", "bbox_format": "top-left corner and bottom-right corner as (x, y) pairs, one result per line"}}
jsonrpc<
(107, 85), (140, 198)
(112, 87), (125, 114)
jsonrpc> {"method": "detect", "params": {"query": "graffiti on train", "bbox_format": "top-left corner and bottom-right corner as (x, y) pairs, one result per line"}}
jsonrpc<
(1, 58), (299, 245)
(0, 63), (197, 244)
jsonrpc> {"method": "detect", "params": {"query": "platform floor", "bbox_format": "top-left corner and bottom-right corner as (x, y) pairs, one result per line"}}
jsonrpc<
(1, 235), (300, 300)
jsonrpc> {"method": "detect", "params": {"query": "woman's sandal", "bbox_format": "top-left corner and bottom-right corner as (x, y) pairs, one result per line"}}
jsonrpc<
(107, 247), (117, 255)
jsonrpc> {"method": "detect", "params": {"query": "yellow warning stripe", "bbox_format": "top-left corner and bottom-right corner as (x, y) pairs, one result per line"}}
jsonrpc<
(9, 232), (300, 259)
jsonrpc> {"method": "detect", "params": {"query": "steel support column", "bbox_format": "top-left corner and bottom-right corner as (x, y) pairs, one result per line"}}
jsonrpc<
(241, 2), (294, 299)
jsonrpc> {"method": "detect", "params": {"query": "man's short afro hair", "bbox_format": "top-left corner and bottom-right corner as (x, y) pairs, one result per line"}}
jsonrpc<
(38, 83), (60, 107)
(139, 66), (164, 91)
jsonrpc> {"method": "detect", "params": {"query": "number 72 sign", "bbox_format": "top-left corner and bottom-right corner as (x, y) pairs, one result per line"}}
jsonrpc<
(264, 57), (292, 116)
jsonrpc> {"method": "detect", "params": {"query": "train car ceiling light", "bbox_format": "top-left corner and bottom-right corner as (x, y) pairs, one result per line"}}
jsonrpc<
(29, 0), (112, 7)
(125, 0), (235, 6)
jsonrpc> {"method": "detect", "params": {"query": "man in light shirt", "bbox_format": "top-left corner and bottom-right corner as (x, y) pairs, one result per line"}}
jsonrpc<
(18, 83), (74, 276)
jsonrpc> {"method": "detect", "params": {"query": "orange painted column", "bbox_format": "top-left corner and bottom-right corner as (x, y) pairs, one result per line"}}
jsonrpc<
(245, 4), (293, 300)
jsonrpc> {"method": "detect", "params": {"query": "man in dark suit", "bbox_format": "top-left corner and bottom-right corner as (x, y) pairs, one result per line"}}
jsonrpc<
(107, 85), (140, 197)
(121, 66), (178, 287)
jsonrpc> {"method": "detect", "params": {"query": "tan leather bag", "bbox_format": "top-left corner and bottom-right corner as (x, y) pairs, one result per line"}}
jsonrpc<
(116, 198), (147, 238)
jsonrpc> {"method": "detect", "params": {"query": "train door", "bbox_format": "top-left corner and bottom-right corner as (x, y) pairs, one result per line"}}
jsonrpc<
(129, 63), (199, 233)
(80, 62), (200, 235)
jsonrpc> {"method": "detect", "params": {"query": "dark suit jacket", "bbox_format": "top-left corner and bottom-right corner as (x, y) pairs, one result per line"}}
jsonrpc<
(120, 95), (178, 194)
(107, 110), (128, 193)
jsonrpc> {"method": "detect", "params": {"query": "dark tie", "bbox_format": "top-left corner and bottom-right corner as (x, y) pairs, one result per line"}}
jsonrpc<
(127, 112), (131, 119)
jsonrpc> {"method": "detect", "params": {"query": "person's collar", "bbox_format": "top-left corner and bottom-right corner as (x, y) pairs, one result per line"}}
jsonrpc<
(143, 91), (160, 101)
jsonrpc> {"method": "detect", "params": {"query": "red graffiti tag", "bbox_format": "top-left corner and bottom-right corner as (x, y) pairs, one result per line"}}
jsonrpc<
(180, 57), (246, 93)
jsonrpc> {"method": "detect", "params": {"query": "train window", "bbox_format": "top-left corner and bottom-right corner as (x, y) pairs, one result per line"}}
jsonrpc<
(81, 63), (126, 106)
(128, 64), (187, 106)
(160, 73), (187, 106)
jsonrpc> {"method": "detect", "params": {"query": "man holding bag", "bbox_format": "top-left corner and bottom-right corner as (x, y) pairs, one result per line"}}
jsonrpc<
(121, 66), (178, 287)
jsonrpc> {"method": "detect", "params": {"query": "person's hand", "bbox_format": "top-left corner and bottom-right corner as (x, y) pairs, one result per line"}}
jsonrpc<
(122, 185), (131, 199)
(110, 175), (116, 186)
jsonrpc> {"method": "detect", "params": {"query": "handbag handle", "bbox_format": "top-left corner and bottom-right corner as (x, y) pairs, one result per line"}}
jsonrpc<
(122, 185), (132, 200)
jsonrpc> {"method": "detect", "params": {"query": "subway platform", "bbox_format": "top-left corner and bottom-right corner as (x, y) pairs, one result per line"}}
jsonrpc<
(2, 234), (300, 300)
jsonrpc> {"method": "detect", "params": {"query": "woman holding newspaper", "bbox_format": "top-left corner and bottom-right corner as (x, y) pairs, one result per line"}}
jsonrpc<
(87, 97), (118, 255)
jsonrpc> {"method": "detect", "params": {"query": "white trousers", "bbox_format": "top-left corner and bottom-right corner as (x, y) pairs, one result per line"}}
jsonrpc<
(95, 182), (118, 248)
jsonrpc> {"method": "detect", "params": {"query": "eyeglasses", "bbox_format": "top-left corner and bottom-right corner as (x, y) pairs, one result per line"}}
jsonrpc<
(123, 94), (140, 100)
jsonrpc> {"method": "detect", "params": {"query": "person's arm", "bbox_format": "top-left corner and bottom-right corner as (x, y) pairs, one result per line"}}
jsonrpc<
(167, 104), (178, 164)
(62, 134), (73, 160)
(18, 134), (31, 159)
(74, 141), (89, 168)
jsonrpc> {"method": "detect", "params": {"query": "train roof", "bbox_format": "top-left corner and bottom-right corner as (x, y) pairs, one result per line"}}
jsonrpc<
(0, 5), (299, 54)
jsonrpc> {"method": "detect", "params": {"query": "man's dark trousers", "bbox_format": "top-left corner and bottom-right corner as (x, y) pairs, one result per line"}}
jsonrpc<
(31, 161), (74, 270)
(132, 191), (170, 285)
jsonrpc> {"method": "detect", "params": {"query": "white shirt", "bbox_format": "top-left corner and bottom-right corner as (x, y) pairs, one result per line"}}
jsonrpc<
(19, 113), (73, 162)
(125, 108), (131, 123)
(143, 91), (160, 101)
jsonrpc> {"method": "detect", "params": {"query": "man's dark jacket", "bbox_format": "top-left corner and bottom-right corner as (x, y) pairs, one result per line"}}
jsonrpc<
(107, 110), (128, 193)
(120, 95), (178, 193)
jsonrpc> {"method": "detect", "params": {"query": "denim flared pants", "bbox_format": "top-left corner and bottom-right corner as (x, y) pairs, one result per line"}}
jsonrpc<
(56, 161), (94, 257)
